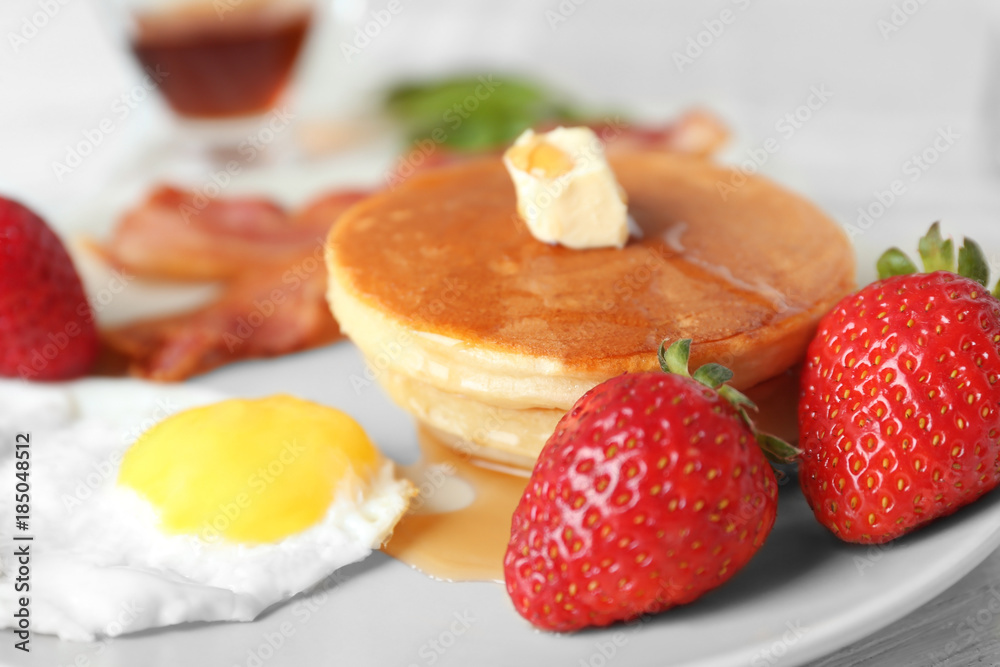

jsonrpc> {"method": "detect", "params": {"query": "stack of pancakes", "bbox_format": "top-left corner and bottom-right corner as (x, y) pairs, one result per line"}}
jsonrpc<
(326, 152), (854, 468)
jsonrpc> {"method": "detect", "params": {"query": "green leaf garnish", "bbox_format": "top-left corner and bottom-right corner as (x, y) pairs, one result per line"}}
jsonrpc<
(383, 76), (585, 152)
(958, 238), (990, 287)
(876, 248), (918, 280)
(917, 222), (956, 273)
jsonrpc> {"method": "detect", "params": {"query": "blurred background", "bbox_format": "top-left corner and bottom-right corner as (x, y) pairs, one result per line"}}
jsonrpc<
(1, 0), (998, 280)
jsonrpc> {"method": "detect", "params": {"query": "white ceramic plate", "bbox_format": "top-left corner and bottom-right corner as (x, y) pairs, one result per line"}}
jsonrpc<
(6, 341), (1000, 667)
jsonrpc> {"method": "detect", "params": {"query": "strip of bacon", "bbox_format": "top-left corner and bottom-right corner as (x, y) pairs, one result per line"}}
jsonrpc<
(599, 110), (729, 157)
(103, 186), (368, 281)
(100, 189), (368, 380)
(101, 263), (337, 381)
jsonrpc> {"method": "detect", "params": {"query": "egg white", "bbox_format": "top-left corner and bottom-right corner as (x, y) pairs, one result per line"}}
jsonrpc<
(0, 378), (410, 641)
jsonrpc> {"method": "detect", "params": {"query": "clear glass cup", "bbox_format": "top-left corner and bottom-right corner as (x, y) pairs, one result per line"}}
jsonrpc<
(106, 0), (318, 170)
(126, 0), (314, 120)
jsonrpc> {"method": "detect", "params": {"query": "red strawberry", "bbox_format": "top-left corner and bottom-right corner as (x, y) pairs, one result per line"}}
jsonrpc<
(0, 197), (99, 380)
(504, 340), (790, 631)
(799, 223), (1000, 544)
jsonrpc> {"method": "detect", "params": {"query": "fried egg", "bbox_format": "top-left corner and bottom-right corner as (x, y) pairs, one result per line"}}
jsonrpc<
(0, 379), (412, 641)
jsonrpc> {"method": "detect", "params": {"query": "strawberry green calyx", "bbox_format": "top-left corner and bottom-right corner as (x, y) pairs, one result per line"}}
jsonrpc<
(658, 339), (738, 392)
(658, 337), (693, 377)
(657, 338), (755, 412)
(917, 222), (955, 273)
(875, 248), (918, 279)
(656, 338), (800, 463)
(877, 222), (993, 291)
(958, 238), (990, 288)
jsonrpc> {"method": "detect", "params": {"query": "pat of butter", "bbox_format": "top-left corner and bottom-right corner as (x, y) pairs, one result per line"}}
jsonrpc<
(503, 127), (629, 250)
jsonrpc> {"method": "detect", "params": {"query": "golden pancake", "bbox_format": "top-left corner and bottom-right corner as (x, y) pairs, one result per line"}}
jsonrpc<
(379, 367), (565, 466)
(326, 151), (854, 464)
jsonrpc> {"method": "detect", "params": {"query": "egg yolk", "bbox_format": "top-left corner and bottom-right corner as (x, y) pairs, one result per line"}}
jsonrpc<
(117, 395), (380, 544)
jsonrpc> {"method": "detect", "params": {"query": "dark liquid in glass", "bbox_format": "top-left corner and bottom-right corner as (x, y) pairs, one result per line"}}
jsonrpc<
(131, 9), (311, 118)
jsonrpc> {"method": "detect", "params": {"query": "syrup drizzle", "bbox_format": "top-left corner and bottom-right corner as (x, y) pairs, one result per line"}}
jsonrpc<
(383, 427), (529, 582)
(664, 222), (802, 316)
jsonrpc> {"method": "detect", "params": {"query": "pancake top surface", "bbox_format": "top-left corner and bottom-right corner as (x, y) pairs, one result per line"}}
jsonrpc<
(329, 153), (854, 371)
